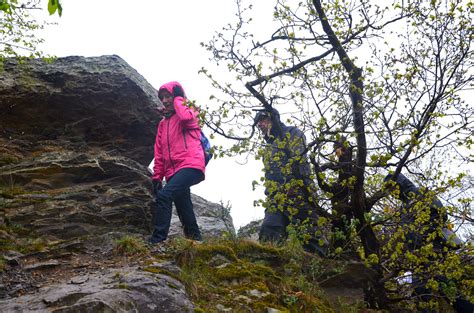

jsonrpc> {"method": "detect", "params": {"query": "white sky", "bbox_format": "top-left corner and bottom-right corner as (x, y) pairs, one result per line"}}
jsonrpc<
(31, 0), (473, 235)
(35, 0), (271, 229)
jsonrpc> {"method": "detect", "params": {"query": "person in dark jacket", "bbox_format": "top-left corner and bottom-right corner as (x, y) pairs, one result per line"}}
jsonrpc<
(255, 108), (326, 256)
(384, 173), (472, 313)
(383, 173), (462, 250)
(148, 81), (205, 244)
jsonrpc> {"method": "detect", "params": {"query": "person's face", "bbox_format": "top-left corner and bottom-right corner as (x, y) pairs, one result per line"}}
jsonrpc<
(257, 117), (272, 135)
(335, 146), (345, 158)
(158, 90), (174, 114)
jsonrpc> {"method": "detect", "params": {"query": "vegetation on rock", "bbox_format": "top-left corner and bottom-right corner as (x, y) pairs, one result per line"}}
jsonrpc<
(147, 237), (369, 312)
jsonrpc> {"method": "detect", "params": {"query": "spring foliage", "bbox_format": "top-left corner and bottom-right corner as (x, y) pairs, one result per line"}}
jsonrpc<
(200, 0), (473, 309)
(0, 0), (61, 64)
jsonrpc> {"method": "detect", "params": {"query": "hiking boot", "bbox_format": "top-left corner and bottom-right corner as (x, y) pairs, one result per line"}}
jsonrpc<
(147, 236), (164, 246)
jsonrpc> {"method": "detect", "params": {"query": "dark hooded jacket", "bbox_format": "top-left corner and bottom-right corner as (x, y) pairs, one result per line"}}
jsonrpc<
(255, 108), (312, 191)
(384, 173), (446, 225)
(384, 173), (450, 250)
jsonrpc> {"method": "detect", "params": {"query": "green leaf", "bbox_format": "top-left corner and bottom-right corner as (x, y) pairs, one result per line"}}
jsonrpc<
(48, 0), (62, 17)
(57, 1), (63, 17)
(0, 2), (10, 12)
(48, 0), (57, 15)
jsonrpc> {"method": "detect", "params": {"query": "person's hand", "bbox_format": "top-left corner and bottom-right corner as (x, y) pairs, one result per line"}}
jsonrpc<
(152, 179), (162, 195)
(156, 105), (165, 113)
(172, 85), (184, 98)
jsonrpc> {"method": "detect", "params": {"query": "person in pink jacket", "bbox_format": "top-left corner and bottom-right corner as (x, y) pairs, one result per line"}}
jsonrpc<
(149, 81), (206, 244)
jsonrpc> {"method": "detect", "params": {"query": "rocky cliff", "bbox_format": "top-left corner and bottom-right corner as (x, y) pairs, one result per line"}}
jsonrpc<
(0, 55), (234, 311)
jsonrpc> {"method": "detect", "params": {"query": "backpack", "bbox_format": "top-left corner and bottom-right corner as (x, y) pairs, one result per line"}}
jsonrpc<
(200, 130), (212, 166)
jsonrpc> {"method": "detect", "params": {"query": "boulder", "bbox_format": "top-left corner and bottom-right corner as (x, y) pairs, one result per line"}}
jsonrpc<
(0, 55), (160, 165)
(0, 56), (235, 310)
(237, 219), (262, 241)
(0, 55), (234, 241)
(0, 267), (194, 312)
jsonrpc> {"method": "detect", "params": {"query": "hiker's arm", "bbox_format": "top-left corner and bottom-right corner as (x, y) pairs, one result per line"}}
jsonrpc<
(173, 97), (200, 129)
(288, 128), (309, 179)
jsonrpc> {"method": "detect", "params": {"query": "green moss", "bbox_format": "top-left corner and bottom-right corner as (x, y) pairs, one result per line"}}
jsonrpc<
(0, 238), (16, 252)
(6, 224), (33, 236)
(142, 266), (161, 274)
(0, 257), (6, 272)
(0, 184), (25, 198)
(247, 262), (281, 282)
(142, 266), (182, 282)
(214, 263), (252, 281)
(149, 238), (339, 312)
(0, 154), (19, 166)
(229, 281), (271, 296)
(17, 70), (40, 90)
(0, 224), (49, 254)
(281, 292), (333, 313)
(166, 282), (179, 289)
(113, 272), (121, 280)
(29, 237), (47, 252)
(195, 244), (238, 261)
(234, 239), (283, 256)
(252, 300), (290, 312)
(0, 238), (47, 254)
(175, 241), (238, 267)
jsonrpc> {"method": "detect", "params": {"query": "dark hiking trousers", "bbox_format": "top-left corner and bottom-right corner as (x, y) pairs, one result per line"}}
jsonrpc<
(150, 168), (204, 243)
(259, 207), (326, 257)
(410, 238), (474, 313)
(413, 279), (474, 313)
(259, 211), (288, 242)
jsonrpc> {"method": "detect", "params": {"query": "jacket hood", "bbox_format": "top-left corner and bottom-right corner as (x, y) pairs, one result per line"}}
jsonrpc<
(254, 107), (281, 124)
(157, 81), (186, 98)
(254, 107), (285, 141)
(384, 173), (420, 202)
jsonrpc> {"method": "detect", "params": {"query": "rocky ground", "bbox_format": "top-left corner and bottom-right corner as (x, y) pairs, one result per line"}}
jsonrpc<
(0, 226), (371, 312)
(0, 231), (195, 312)
(1, 231), (144, 299)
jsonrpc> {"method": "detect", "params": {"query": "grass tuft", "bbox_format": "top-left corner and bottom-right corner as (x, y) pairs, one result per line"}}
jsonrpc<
(114, 235), (148, 256)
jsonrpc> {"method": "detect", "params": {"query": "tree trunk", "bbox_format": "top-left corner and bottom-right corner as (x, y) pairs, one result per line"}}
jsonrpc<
(312, 0), (389, 308)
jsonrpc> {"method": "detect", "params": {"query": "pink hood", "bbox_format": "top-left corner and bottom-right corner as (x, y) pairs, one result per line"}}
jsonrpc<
(153, 81), (205, 181)
(157, 81), (186, 98)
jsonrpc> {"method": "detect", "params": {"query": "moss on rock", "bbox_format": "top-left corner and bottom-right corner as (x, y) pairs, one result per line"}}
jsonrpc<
(147, 238), (337, 312)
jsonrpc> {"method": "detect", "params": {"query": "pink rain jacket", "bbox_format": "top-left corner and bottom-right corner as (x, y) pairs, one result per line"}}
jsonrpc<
(153, 82), (205, 182)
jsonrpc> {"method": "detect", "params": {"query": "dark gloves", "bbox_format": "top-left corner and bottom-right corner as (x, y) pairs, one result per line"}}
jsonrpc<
(152, 179), (162, 195)
(172, 85), (184, 98)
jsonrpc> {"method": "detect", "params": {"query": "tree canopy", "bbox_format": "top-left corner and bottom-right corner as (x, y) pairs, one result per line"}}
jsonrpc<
(201, 0), (473, 310)
(0, 0), (61, 64)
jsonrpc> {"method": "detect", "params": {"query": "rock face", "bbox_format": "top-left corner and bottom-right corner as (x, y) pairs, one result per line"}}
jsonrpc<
(0, 55), (159, 165)
(0, 55), (235, 310)
(0, 267), (194, 312)
(0, 55), (234, 239)
(237, 219), (262, 241)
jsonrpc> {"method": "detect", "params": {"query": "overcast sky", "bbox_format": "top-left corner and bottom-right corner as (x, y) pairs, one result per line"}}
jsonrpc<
(35, 0), (271, 229)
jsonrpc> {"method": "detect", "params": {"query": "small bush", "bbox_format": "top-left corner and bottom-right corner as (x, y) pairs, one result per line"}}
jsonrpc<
(114, 235), (147, 256)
